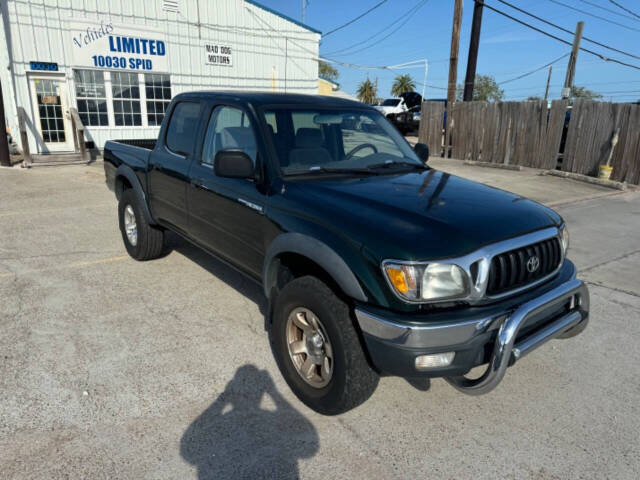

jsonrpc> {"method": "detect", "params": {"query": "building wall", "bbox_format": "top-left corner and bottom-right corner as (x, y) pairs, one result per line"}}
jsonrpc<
(318, 78), (335, 96)
(0, 0), (320, 153)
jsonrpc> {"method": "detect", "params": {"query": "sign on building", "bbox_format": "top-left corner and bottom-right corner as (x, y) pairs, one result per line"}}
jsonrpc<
(67, 19), (169, 72)
(204, 43), (233, 66)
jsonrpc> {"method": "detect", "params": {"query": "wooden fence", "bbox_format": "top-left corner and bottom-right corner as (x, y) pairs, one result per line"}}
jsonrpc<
(418, 99), (640, 184)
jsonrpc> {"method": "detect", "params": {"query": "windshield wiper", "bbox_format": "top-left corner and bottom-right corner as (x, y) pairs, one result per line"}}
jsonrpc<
(283, 166), (382, 177)
(366, 160), (427, 171)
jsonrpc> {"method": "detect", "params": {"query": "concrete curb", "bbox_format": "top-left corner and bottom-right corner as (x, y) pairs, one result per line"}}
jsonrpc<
(463, 160), (522, 171)
(541, 169), (628, 191)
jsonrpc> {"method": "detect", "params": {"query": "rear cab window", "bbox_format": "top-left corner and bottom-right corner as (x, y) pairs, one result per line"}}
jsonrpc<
(165, 101), (201, 155)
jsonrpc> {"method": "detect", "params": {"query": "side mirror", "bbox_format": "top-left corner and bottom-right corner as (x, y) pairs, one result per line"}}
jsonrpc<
(414, 143), (429, 163)
(214, 149), (255, 179)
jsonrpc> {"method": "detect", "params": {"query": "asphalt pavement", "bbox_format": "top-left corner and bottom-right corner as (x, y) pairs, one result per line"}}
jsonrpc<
(1, 161), (638, 479)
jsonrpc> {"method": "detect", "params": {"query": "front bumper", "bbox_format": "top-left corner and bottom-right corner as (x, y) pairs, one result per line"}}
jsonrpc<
(355, 261), (589, 395)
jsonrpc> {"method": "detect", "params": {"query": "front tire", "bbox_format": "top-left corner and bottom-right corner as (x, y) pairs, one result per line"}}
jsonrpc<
(118, 189), (164, 261)
(270, 276), (379, 415)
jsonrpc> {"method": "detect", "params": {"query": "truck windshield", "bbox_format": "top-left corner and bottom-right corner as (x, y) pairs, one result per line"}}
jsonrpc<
(382, 99), (400, 106)
(263, 108), (422, 175)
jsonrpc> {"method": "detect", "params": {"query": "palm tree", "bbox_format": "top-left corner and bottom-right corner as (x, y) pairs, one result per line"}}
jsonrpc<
(391, 74), (416, 97)
(357, 77), (378, 104)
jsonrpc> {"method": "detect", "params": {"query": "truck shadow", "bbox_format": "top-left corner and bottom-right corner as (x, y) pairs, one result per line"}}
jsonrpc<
(164, 231), (268, 325)
(180, 364), (319, 480)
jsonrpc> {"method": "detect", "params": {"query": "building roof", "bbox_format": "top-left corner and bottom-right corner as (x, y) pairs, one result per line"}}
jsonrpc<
(245, 0), (322, 35)
(319, 76), (340, 88)
(176, 91), (367, 109)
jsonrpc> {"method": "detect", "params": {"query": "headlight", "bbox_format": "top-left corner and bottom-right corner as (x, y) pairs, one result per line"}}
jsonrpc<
(560, 225), (570, 255)
(383, 262), (469, 302)
(412, 112), (421, 121)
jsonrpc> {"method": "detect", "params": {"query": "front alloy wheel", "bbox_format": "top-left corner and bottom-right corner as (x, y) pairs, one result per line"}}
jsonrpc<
(270, 276), (379, 415)
(286, 307), (333, 388)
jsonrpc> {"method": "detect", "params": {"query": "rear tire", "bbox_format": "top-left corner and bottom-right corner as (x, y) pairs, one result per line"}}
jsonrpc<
(118, 189), (164, 261)
(270, 276), (379, 415)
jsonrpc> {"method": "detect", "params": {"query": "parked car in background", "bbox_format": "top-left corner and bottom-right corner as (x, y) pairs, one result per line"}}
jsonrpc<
(374, 97), (405, 116)
(375, 91), (423, 117)
(389, 97), (448, 136)
(388, 105), (421, 135)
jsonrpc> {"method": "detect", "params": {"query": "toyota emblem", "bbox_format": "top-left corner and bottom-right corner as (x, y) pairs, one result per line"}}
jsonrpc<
(526, 256), (540, 273)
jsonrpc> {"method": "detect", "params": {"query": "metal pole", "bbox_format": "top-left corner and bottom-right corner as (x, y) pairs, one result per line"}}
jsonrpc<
(284, 37), (288, 93)
(302, 0), (306, 23)
(463, 0), (484, 101)
(447, 0), (463, 106)
(562, 21), (584, 99)
(0, 80), (11, 167)
(544, 65), (553, 101)
(421, 60), (428, 100)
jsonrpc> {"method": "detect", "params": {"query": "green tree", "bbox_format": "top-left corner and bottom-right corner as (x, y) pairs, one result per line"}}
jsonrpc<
(456, 75), (504, 102)
(357, 77), (378, 104)
(526, 95), (543, 101)
(570, 85), (603, 102)
(318, 61), (339, 82)
(391, 74), (416, 97)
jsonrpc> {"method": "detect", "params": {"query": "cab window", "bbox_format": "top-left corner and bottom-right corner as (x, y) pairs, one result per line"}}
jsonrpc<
(202, 106), (257, 166)
(165, 101), (201, 155)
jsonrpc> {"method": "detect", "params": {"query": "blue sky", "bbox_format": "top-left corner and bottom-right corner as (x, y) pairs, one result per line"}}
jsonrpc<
(260, 0), (640, 101)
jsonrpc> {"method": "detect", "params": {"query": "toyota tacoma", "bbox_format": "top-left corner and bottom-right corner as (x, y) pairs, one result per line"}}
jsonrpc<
(104, 92), (589, 415)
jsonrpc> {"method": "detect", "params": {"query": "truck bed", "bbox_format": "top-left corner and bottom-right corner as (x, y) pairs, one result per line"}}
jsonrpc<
(111, 138), (157, 150)
(103, 139), (155, 193)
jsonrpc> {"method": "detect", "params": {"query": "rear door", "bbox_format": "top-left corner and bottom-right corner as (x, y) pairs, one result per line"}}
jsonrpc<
(188, 104), (270, 277)
(147, 101), (203, 232)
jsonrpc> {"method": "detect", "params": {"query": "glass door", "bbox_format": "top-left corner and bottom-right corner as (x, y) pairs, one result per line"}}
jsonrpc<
(28, 75), (75, 152)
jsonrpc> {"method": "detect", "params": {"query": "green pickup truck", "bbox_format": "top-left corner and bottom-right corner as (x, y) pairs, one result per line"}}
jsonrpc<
(104, 92), (589, 415)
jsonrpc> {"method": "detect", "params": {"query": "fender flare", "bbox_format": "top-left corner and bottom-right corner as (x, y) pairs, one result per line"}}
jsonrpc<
(115, 165), (157, 225)
(263, 233), (367, 302)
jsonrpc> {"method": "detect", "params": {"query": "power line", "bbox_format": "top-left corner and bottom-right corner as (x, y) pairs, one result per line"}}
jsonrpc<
(323, 0), (389, 38)
(323, 0), (429, 56)
(608, 0), (640, 21)
(495, 0), (640, 61)
(325, 1), (431, 57)
(546, 0), (640, 32)
(478, 1), (640, 71)
(577, 0), (640, 23)
(499, 52), (570, 84)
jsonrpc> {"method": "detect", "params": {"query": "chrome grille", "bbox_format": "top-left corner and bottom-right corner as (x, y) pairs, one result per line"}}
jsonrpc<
(486, 237), (562, 296)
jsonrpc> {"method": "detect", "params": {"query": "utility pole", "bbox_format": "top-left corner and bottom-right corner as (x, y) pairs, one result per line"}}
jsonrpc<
(544, 65), (553, 101)
(302, 0), (306, 23)
(447, 0), (463, 106)
(463, 0), (484, 101)
(0, 80), (11, 167)
(562, 21), (584, 99)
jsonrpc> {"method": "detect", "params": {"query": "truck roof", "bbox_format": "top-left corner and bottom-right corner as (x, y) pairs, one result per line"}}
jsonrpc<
(174, 91), (369, 109)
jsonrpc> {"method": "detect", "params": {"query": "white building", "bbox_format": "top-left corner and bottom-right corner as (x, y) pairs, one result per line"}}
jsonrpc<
(0, 0), (320, 157)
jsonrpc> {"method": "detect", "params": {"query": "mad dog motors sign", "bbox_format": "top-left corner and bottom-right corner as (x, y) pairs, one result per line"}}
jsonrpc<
(204, 43), (233, 67)
(68, 19), (169, 72)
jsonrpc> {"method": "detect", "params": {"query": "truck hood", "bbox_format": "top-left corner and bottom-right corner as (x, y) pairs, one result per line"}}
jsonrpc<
(282, 169), (562, 261)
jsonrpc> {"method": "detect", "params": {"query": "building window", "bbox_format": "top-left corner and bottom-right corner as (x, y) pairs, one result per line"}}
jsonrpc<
(145, 73), (171, 126)
(111, 71), (141, 126)
(74, 70), (108, 126)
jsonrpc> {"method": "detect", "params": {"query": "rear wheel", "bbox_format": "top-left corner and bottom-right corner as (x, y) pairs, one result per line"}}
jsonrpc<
(118, 189), (164, 261)
(270, 276), (379, 415)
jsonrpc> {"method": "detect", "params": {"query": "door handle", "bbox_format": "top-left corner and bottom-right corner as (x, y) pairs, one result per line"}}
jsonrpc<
(190, 178), (208, 190)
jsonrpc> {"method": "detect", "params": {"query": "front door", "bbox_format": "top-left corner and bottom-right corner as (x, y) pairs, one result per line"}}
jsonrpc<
(28, 75), (75, 152)
(188, 104), (269, 278)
